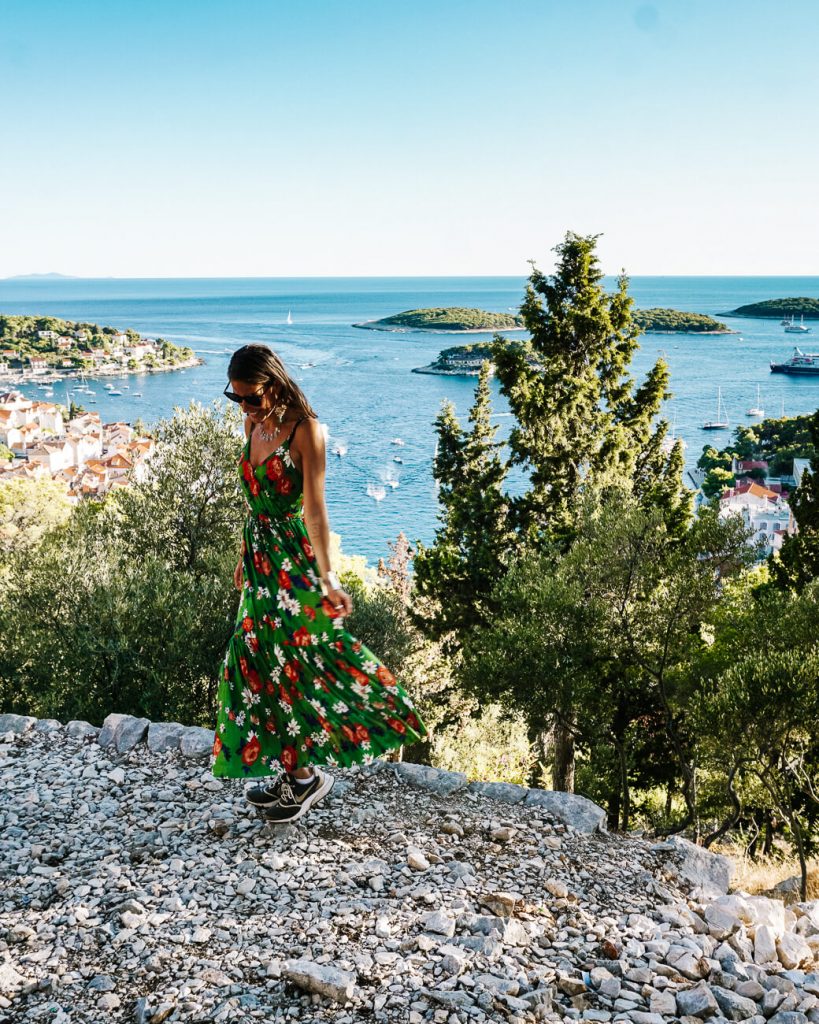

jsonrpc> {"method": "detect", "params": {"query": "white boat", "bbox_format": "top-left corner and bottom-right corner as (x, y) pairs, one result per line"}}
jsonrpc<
(286, 310), (293, 325)
(390, 437), (405, 446)
(746, 385), (764, 417)
(108, 389), (123, 396)
(332, 442), (347, 457)
(393, 455), (403, 463)
(133, 391), (143, 397)
(367, 482), (386, 502)
(703, 386), (730, 430)
(784, 315), (812, 334)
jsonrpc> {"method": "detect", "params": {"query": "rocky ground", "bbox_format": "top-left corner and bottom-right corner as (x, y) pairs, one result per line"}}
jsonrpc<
(2, 715), (819, 1024)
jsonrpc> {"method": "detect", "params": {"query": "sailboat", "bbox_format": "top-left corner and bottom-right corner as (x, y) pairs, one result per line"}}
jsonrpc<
(746, 385), (764, 417)
(286, 310), (293, 325)
(703, 387), (730, 430)
(784, 315), (812, 334)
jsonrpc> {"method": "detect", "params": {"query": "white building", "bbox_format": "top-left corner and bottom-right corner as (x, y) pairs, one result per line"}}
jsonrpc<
(719, 481), (793, 558)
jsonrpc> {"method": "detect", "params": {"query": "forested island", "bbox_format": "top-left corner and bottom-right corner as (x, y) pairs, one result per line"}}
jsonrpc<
(353, 307), (525, 333)
(723, 297), (819, 318)
(633, 308), (733, 333)
(0, 314), (200, 380)
(412, 338), (542, 376)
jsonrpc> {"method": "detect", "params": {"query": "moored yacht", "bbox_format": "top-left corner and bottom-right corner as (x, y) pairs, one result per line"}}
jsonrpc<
(771, 347), (819, 374)
(702, 386), (730, 430)
(784, 315), (812, 334)
(746, 385), (764, 417)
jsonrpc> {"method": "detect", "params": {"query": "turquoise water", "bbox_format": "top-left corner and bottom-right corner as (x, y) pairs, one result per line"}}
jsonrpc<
(2, 275), (819, 564)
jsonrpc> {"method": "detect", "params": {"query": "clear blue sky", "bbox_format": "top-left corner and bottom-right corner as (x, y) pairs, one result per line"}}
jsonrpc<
(1, 0), (817, 277)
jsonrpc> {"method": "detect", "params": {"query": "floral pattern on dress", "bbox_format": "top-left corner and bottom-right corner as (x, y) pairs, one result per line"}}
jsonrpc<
(211, 416), (429, 778)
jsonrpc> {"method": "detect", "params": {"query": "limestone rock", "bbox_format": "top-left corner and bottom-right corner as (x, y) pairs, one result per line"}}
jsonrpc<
(653, 835), (732, 897)
(676, 982), (720, 1018)
(523, 787), (607, 833)
(179, 726), (215, 758)
(33, 718), (63, 734)
(147, 721), (187, 753)
(65, 720), (100, 739)
(407, 847), (430, 871)
(755, 924), (778, 964)
(420, 909), (456, 937)
(97, 712), (129, 747)
(0, 713), (36, 735)
(712, 984), (760, 1021)
(282, 959), (356, 1002)
(777, 932), (814, 970)
(467, 780), (528, 803)
(394, 761), (468, 795)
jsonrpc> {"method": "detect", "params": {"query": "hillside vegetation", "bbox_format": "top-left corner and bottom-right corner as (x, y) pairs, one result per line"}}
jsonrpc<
(633, 308), (731, 333)
(354, 307), (524, 332)
(726, 297), (819, 318)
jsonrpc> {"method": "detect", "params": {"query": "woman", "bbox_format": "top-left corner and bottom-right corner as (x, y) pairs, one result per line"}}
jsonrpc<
(211, 344), (429, 823)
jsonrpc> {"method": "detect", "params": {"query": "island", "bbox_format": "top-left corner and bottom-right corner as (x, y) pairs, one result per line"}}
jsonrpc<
(353, 307), (526, 333)
(633, 308), (734, 334)
(0, 314), (202, 384)
(722, 298), (819, 319)
(412, 338), (544, 376)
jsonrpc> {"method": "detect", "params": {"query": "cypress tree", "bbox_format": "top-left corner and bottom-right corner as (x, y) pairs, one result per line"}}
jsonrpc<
(411, 360), (514, 648)
(773, 408), (819, 590)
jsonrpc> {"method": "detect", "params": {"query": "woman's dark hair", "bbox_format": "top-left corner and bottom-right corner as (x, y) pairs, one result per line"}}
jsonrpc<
(227, 343), (317, 419)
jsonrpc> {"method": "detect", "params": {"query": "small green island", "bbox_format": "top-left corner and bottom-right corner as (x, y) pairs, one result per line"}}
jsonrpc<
(353, 307), (526, 333)
(722, 297), (819, 319)
(0, 314), (201, 383)
(633, 308), (734, 334)
(413, 338), (543, 376)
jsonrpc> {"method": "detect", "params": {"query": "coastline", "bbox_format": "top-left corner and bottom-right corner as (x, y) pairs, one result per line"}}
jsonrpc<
(720, 312), (819, 320)
(412, 364), (494, 376)
(0, 355), (204, 388)
(642, 328), (739, 336)
(352, 321), (527, 334)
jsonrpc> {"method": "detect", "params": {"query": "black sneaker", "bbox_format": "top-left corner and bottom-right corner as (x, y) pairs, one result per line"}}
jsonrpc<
(261, 767), (335, 824)
(244, 773), (287, 808)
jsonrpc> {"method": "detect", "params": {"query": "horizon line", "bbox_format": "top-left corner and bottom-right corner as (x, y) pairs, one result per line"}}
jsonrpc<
(4, 273), (819, 282)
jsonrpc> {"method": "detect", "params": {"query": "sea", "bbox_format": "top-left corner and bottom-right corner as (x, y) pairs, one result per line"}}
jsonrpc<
(2, 275), (819, 566)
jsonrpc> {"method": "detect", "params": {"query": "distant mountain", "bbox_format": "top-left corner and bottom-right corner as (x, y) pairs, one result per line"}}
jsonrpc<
(4, 272), (76, 280)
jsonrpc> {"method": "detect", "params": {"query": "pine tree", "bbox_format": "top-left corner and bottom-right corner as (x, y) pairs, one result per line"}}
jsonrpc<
(491, 231), (690, 549)
(773, 408), (819, 590)
(411, 233), (691, 791)
(411, 360), (515, 647)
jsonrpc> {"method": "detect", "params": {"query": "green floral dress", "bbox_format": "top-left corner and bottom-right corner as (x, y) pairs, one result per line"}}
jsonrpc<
(211, 416), (429, 779)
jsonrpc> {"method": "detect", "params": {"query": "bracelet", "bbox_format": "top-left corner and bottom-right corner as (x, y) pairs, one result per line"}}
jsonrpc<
(320, 570), (340, 593)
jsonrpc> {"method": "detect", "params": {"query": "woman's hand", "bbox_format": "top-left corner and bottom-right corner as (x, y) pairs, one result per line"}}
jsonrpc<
(234, 559), (243, 591)
(325, 586), (353, 617)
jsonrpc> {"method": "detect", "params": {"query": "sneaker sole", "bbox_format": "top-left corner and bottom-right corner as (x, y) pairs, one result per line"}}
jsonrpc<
(261, 770), (335, 824)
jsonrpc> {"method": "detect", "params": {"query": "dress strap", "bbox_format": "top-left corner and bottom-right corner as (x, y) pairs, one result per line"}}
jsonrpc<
(285, 415), (307, 446)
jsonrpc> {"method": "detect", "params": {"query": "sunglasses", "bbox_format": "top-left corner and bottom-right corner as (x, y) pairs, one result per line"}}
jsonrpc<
(223, 383), (268, 407)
